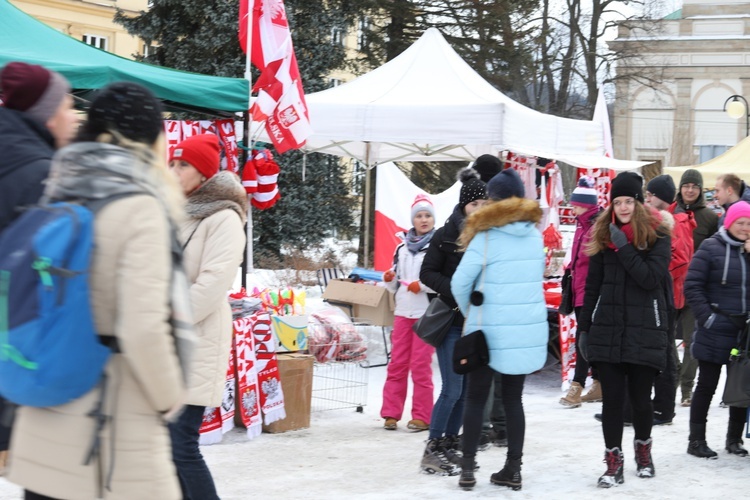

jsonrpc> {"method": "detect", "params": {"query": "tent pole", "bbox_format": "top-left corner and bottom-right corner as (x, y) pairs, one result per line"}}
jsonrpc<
(243, 1), (254, 288)
(363, 142), (371, 268)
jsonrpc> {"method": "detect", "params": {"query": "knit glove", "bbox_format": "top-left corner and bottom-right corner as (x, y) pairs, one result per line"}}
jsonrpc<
(383, 270), (395, 283)
(407, 281), (421, 294)
(578, 331), (588, 362)
(609, 223), (628, 249)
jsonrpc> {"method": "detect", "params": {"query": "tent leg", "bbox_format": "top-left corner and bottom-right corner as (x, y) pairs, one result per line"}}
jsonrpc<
(363, 143), (371, 268)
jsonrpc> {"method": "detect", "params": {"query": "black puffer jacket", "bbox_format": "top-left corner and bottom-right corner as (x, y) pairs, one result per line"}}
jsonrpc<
(578, 233), (672, 371)
(684, 228), (750, 365)
(674, 190), (718, 252)
(0, 107), (54, 233)
(420, 204), (465, 325)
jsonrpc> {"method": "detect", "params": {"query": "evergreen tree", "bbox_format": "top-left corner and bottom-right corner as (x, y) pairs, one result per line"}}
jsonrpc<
(116, 0), (366, 261)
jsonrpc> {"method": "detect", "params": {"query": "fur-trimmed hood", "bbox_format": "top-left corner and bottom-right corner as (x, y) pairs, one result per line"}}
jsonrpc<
(186, 170), (248, 223)
(459, 197), (542, 247)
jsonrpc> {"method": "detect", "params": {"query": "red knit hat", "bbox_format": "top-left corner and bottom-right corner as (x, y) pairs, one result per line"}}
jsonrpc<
(169, 134), (221, 180)
(0, 62), (70, 123)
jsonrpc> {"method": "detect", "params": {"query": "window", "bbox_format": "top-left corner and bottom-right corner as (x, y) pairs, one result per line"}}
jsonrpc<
(331, 27), (344, 46)
(357, 17), (370, 51)
(698, 145), (729, 163)
(329, 78), (343, 88)
(82, 34), (108, 51)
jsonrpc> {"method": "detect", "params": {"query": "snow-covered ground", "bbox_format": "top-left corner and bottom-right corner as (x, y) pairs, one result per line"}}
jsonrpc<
(0, 285), (745, 499)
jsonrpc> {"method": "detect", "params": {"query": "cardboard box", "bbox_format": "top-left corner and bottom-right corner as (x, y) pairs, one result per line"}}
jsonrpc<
(322, 279), (394, 326)
(270, 314), (308, 352)
(262, 353), (313, 433)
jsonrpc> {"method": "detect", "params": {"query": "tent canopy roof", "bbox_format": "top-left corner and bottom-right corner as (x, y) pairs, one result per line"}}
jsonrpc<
(262, 28), (621, 165)
(0, 0), (249, 115)
(665, 135), (750, 188)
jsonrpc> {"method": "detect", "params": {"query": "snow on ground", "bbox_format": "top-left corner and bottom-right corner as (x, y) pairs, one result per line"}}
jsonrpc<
(0, 287), (745, 499)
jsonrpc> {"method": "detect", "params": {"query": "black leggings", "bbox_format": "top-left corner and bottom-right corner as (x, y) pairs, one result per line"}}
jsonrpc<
(597, 362), (658, 449)
(690, 359), (748, 426)
(462, 365), (526, 461)
(573, 307), (598, 385)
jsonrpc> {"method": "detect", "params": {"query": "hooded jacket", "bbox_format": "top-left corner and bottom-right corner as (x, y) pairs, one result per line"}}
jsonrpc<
(451, 198), (548, 375)
(0, 107), (54, 233)
(578, 219), (672, 372)
(674, 189), (719, 252)
(684, 228), (750, 365)
(181, 171), (247, 407)
(570, 206), (600, 308)
(718, 181), (750, 227)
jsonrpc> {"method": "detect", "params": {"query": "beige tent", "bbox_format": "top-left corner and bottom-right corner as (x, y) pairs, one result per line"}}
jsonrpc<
(665, 135), (750, 188)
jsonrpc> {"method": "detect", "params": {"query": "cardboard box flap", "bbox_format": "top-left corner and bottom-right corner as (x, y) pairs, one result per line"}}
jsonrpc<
(323, 280), (388, 308)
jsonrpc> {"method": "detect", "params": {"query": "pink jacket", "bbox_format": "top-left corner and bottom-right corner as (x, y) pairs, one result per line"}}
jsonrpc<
(570, 206), (600, 308)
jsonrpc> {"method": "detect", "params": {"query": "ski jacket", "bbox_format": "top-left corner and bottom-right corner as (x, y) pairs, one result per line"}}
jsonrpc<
(0, 107), (54, 233)
(684, 228), (750, 365)
(578, 229), (672, 372)
(570, 206), (600, 307)
(451, 198), (547, 375)
(384, 234), (435, 319)
(667, 204), (696, 309)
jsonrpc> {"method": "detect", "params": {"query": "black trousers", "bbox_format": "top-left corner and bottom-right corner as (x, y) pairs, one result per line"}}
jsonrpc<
(462, 365), (525, 461)
(0, 396), (13, 450)
(598, 362), (658, 449)
(652, 309), (678, 419)
(690, 359), (748, 426)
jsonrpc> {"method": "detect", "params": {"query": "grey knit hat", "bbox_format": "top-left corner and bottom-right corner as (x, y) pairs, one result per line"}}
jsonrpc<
(679, 169), (703, 189)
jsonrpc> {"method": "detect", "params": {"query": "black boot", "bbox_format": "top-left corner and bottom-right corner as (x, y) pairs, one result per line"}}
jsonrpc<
(726, 420), (749, 457)
(490, 457), (522, 491)
(634, 438), (655, 478)
(439, 435), (463, 467)
(687, 423), (718, 459)
(597, 447), (624, 488)
(459, 456), (476, 490)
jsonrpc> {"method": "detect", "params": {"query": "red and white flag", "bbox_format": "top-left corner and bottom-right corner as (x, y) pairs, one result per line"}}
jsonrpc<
(239, 0), (312, 154)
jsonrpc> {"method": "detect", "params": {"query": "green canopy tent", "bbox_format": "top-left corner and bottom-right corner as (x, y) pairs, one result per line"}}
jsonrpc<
(0, 0), (249, 116)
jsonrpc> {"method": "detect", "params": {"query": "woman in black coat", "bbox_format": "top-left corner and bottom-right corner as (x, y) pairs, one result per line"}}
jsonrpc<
(417, 168), (487, 476)
(684, 200), (750, 459)
(577, 172), (671, 487)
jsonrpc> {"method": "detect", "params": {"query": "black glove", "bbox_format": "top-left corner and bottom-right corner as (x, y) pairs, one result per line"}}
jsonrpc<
(609, 223), (628, 249)
(578, 331), (588, 362)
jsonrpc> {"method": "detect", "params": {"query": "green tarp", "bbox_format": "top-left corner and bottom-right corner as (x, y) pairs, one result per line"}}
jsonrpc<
(0, 0), (249, 115)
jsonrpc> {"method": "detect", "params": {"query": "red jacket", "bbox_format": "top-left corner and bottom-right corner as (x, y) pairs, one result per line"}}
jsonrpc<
(668, 202), (696, 309)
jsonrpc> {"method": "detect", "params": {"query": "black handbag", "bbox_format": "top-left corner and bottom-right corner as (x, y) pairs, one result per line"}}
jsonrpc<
(413, 296), (457, 348)
(723, 322), (750, 407)
(452, 235), (490, 375)
(558, 269), (575, 316)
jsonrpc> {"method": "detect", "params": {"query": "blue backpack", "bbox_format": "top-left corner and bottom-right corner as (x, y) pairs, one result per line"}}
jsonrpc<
(0, 201), (116, 407)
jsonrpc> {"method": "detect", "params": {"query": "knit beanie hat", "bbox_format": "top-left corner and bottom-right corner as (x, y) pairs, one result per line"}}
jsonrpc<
(570, 176), (598, 207)
(610, 171), (644, 203)
(487, 168), (525, 200)
(169, 134), (221, 180)
(458, 168), (487, 211)
(79, 82), (163, 145)
(471, 154), (503, 183)
(680, 169), (703, 189)
(646, 175), (676, 204)
(410, 193), (435, 220)
(0, 62), (71, 124)
(724, 200), (750, 229)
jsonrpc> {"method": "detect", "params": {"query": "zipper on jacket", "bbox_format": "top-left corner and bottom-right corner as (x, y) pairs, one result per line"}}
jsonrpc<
(653, 299), (661, 328)
(592, 296), (601, 323)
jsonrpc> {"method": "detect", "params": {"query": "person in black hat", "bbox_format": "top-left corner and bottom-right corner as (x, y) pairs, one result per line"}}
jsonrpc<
(471, 154), (503, 183)
(577, 171), (671, 488)
(418, 167), (487, 476)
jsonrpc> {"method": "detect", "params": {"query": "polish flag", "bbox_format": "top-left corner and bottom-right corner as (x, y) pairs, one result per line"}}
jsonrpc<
(239, 0), (311, 154)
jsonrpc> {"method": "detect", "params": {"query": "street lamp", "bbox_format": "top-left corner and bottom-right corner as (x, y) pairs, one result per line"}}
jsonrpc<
(723, 94), (749, 137)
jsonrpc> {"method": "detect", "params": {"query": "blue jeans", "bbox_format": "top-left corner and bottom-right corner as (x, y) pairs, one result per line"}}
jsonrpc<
(429, 326), (466, 439)
(169, 405), (220, 500)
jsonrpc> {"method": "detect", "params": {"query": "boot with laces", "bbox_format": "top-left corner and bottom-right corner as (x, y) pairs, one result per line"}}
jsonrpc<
(634, 438), (655, 478)
(458, 456), (477, 490)
(559, 382), (582, 408)
(597, 447), (624, 488)
(490, 457), (522, 491)
(581, 380), (603, 403)
(687, 423), (718, 459)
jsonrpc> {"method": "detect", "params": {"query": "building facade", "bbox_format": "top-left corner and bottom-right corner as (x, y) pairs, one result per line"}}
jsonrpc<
(610, 0), (750, 169)
(10, 0), (147, 59)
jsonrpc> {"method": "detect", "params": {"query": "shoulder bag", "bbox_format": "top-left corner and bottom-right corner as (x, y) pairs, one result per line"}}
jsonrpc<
(412, 296), (457, 348)
(723, 319), (750, 407)
(558, 268), (575, 316)
(453, 235), (490, 375)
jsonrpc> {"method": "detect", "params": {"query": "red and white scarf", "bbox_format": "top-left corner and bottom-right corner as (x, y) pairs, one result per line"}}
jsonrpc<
(252, 312), (287, 425)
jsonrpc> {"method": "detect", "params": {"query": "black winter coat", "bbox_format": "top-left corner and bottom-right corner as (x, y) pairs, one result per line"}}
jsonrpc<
(578, 233), (672, 371)
(420, 205), (465, 325)
(684, 229), (750, 365)
(0, 107), (55, 233)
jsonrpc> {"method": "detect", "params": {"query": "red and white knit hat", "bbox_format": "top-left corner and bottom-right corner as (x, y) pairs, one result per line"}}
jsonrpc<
(242, 149), (281, 210)
(411, 193), (435, 220)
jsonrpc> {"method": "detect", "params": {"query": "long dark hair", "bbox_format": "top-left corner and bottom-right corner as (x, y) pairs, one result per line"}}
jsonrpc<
(586, 202), (668, 255)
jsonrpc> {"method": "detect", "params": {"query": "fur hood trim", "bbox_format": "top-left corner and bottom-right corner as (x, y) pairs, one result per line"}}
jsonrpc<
(186, 171), (248, 223)
(659, 210), (674, 232)
(459, 197), (542, 248)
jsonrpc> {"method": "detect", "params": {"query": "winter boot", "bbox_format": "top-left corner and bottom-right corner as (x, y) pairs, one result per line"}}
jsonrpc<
(421, 438), (459, 476)
(726, 420), (749, 457)
(559, 382), (583, 408)
(490, 427), (508, 447)
(634, 438), (655, 478)
(440, 435), (463, 467)
(490, 457), (523, 491)
(581, 380), (603, 403)
(459, 456), (477, 490)
(597, 447), (624, 488)
(687, 423), (718, 459)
